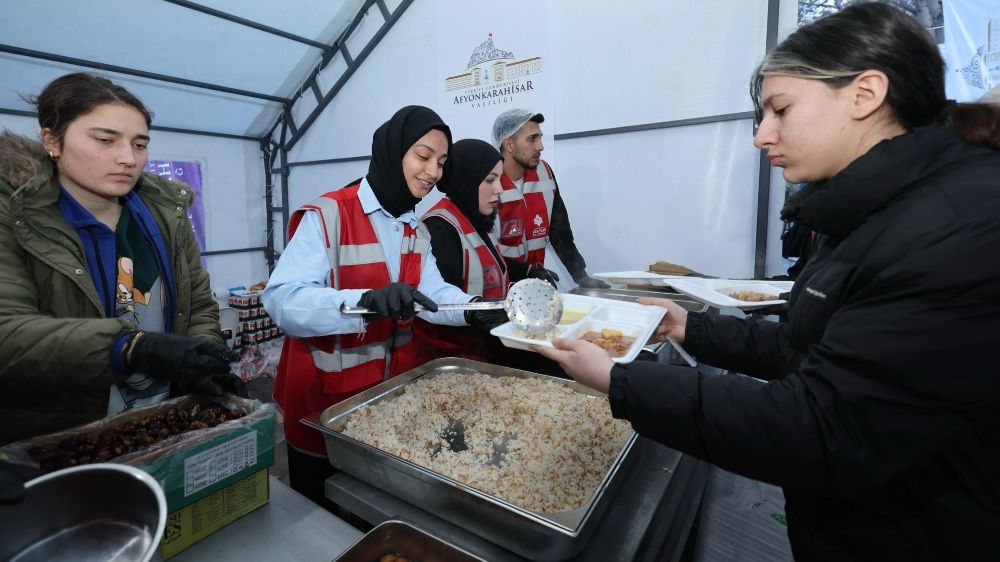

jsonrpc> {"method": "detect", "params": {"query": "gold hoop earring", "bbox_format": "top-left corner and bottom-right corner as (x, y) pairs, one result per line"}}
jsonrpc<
(48, 151), (58, 161)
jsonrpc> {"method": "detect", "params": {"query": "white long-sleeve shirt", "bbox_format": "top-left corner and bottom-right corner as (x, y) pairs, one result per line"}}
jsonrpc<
(263, 179), (471, 337)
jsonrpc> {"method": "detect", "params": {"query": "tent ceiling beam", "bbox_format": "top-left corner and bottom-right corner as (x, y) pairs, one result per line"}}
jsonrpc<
(375, 0), (391, 20)
(202, 246), (266, 257)
(0, 107), (258, 141)
(0, 43), (290, 104)
(554, 112), (754, 141)
(161, 0), (334, 53)
(310, 80), (323, 104)
(282, 0), (416, 152)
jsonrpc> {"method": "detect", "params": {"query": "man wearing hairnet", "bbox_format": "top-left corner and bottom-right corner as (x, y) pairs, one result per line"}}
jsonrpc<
(491, 109), (609, 291)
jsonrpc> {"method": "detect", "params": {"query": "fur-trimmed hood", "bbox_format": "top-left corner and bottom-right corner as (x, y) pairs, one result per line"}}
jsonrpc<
(0, 130), (53, 193)
(0, 129), (193, 208)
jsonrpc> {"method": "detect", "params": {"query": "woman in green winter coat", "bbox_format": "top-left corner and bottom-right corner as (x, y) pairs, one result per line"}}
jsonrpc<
(0, 73), (243, 445)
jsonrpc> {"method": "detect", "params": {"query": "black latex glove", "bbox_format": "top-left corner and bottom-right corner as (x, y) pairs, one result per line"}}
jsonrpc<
(466, 309), (510, 334)
(173, 373), (249, 399)
(465, 298), (510, 334)
(578, 276), (610, 289)
(526, 263), (560, 288)
(0, 461), (40, 505)
(127, 332), (237, 382)
(357, 282), (438, 320)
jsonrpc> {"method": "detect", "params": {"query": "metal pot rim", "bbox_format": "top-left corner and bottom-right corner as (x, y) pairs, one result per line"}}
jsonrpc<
(25, 463), (167, 562)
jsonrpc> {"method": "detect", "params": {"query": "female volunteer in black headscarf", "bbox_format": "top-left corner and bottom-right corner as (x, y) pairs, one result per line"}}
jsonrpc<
(263, 106), (484, 506)
(417, 139), (510, 361)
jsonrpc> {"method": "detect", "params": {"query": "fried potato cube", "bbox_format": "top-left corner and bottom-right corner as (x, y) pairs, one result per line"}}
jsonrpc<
(600, 328), (624, 339)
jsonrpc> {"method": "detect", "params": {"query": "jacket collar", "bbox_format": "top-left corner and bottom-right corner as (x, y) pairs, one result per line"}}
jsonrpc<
(780, 127), (970, 239)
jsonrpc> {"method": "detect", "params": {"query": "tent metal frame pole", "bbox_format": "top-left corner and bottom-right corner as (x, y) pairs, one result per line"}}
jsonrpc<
(202, 247), (266, 257)
(553, 111), (754, 141)
(0, 43), (289, 104)
(283, 0), (415, 152)
(753, 0), (781, 279)
(261, 138), (277, 271)
(262, 0), (378, 145)
(0, 107), (258, 141)
(161, 0), (334, 53)
(277, 110), (753, 169)
(279, 122), (291, 257)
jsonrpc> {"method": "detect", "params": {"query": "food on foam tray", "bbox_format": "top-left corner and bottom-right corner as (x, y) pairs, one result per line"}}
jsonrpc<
(512, 326), (556, 340)
(558, 307), (588, 325)
(579, 328), (636, 358)
(728, 290), (778, 302)
(343, 372), (632, 513)
(27, 403), (244, 472)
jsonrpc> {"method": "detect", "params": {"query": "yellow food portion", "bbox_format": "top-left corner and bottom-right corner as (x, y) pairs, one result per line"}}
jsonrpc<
(600, 328), (624, 338)
(558, 308), (588, 325)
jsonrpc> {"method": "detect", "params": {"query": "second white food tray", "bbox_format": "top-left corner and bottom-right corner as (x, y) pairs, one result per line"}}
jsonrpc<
(490, 293), (667, 363)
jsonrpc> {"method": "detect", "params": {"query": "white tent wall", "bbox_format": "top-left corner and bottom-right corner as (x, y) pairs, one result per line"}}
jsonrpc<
(274, 0), (801, 279)
(0, 112), (267, 296)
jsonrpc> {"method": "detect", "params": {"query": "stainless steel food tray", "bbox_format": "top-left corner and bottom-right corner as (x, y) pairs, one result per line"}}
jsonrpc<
(332, 519), (487, 562)
(303, 357), (637, 561)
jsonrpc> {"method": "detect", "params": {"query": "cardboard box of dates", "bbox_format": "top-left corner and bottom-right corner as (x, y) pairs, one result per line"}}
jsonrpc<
(0, 394), (275, 513)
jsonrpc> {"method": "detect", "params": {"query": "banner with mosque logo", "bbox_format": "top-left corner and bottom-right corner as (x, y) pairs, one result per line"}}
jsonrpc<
(143, 160), (207, 251)
(942, 0), (1000, 102)
(434, 0), (556, 147)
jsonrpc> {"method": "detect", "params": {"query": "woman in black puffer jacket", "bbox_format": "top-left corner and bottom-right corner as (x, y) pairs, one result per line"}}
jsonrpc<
(538, 4), (1000, 561)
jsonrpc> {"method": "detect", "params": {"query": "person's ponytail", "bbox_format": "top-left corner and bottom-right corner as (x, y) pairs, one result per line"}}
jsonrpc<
(948, 103), (1000, 152)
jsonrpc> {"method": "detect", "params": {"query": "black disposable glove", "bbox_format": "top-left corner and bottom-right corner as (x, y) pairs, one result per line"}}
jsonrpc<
(173, 373), (249, 399)
(126, 332), (237, 383)
(526, 263), (560, 288)
(578, 276), (610, 289)
(465, 298), (510, 334)
(0, 461), (39, 505)
(357, 282), (438, 320)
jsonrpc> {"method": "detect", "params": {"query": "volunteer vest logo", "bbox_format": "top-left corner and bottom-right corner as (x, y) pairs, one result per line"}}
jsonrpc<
(531, 213), (547, 237)
(445, 33), (542, 109)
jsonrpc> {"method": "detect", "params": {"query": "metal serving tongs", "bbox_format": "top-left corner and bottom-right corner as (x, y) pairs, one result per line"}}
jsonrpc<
(341, 278), (564, 337)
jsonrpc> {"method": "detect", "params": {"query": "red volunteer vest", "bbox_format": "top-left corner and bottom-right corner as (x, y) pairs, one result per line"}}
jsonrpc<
(415, 198), (509, 362)
(273, 183), (428, 454)
(496, 159), (557, 266)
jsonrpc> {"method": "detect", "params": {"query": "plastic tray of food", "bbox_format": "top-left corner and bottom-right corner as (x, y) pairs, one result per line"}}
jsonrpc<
(332, 519), (486, 562)
(490, 293), (667, 363)
(661, 278), (793, 310)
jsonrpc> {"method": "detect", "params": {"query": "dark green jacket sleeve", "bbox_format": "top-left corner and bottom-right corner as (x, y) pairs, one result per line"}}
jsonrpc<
(0, 210), (130, 390)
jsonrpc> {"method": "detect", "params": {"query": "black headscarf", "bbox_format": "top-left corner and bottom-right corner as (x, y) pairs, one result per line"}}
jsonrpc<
(366, 105), (452, 218)
(435, 139), (502, 231)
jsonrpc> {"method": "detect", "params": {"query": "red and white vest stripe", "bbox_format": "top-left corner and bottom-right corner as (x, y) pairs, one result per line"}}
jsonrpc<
(273, 182), (428, 454)
(415, 198), (508, 364)
(495, 159), (556, 265)
(422, 198), (508, 299)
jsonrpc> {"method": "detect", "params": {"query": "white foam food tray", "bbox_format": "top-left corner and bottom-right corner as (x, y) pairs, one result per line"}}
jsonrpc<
(591, 270), (680, 286)
(661, 278), (793, 310)
(490, 293), (667, 363)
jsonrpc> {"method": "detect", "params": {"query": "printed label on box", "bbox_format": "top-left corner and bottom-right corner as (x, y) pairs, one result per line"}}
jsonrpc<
(183, 431), (258, 496)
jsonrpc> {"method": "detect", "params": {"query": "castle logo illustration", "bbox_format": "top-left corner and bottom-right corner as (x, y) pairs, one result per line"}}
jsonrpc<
(445, 33), (543, 108)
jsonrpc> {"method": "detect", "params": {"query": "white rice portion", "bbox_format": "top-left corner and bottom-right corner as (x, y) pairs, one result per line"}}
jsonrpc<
(342, 372), (632, 513)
